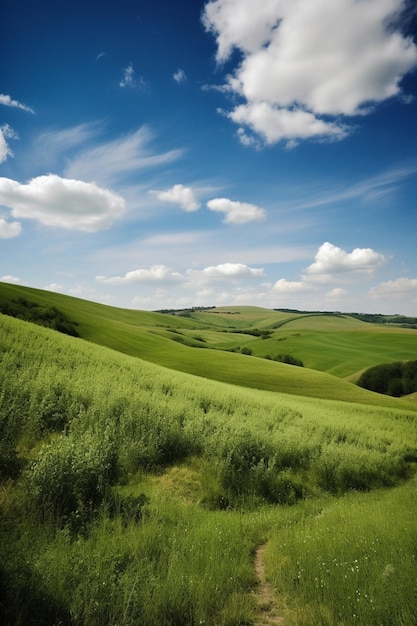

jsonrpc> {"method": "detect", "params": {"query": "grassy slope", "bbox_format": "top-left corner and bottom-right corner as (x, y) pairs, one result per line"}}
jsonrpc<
(2, 312), (417, 625)
(237, 315), (417, 379)
(0, 282), (415, 409)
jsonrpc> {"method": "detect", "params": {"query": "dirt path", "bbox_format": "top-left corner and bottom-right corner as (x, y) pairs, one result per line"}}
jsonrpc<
(254, 543), (284, 625)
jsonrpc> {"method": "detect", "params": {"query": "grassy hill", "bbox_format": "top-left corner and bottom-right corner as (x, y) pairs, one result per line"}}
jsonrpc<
(0, 282), (416, 409)
(1, 309), (417, 625)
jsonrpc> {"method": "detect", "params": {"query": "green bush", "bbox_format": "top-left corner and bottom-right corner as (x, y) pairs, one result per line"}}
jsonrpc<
(0, 297), (79, 337)
(358, 360), (417, 397)
(24, 430), (118, 526)
(273, 353), (304, 367)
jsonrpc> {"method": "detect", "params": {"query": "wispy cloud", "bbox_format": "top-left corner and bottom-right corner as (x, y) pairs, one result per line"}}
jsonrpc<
(173, 68), (187, 84)
(120, 63), (149, 91)
(0, 124), (18, 163)
(277, 163), (417, 215)
(370, 277), (417, 299)
(65, 126), (185, 186)
(37, 122), (100, 154)
(0, 94), (35, 114)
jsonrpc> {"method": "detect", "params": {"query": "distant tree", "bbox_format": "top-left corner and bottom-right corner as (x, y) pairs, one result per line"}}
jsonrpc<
(273, 354), (304, 367)
(357, 360), (417, 397)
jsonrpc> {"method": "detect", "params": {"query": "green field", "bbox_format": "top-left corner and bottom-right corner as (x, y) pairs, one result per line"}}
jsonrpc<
(1, 283), (417, 625)
(0, 282), (416, 408)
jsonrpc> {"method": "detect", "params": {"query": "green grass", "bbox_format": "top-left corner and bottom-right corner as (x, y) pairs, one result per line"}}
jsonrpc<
(1, 309), (417, 624)
(267, 477), (417, 625)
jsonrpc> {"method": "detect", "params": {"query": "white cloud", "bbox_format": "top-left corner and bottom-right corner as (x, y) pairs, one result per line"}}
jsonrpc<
(229, 102), (349, 146)
(120, 63), (135, 87)
(96, 265), (183, 285)
(0, 93), (34, 114)
(305, 242), (386, 277)
(173, 68), (187, 83)
(120, 63), (149, 91)
(0, 275), (21, 284)
(370, 277), (417, 298)
(65, 126), (184, 186)
(203, 0), (417, 145)
(272, 278), (311, 293)
(0, 217), (22, 239)
(0, 124), (18, 163)
(150, 184), (200, 212)
(36, 123), (100, 157)
(187, 262), (265, 284)
(44, 283), (64, 292)
(0, 175), (125, 232)
(207, 197), (266, 224)
(326, 287), (347, 298)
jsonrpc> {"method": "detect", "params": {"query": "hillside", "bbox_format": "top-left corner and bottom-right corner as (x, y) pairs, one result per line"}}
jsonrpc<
(1, 291), (417, 625)
(1, 310), (417, 625)
(0, 282), (416, 409)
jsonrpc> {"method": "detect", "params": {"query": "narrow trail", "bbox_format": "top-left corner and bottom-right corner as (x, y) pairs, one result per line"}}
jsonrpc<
(254, 543), (284, 625)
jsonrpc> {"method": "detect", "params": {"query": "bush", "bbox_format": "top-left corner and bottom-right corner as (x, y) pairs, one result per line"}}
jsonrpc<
(357, 360), (417, 397)
(273, 353), (304, 367)
(0, 297), (79, 337)
(24, 430), (118, 527)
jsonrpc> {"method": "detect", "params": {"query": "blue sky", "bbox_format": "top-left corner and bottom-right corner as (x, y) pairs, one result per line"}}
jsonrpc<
(1, 0), (417, 314)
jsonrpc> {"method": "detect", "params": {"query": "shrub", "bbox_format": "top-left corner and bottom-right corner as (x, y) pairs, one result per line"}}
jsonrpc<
(24, 430), (118, 526)
(0, 297), (79, 337)
(357, 360), (417, 397)
(273, 353), (304, 367)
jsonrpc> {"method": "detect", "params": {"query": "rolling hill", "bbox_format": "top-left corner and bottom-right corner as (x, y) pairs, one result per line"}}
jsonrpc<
(0, 282), (416, 409)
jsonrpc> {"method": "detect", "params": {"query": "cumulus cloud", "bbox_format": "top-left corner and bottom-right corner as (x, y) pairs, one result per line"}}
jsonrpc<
(187, 262), (265, 284)
(0, 275), (21, 284)
(0, 175), (125, 231)
(326, 287), (348, 298)
(370, 277), (417, 298)
(0, 217), (21, 238)
(0, 93), (34, 114)
(203, 0), (417, 145)
(0, 124), (18, 163)
(229, 103), (348, 146)
(96, 265), (183, 285)
(305, 242), (386, 277)
(173, 68), (187, 83)
(150, 184), (200, 212)
(207, 197), (266, 224)
(44, 283), (64, 292)
(272, 278), (311, 293)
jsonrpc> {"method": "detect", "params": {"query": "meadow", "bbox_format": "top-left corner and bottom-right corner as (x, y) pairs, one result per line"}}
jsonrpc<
(1, 284), (417, 625)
